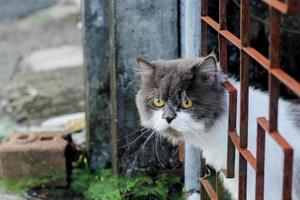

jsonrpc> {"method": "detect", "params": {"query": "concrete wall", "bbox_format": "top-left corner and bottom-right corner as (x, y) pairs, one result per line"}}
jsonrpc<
(82, 0), (112, 170)
(115, 0), (179, 173)
(83, 0), (180, 172)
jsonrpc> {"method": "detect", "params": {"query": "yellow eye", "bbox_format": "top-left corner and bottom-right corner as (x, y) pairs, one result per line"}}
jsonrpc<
(181, 99), (193, 109)
(152, 98), (165, 108)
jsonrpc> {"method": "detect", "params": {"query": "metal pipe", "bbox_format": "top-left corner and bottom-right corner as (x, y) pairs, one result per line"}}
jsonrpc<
(180, 0), (201, 199)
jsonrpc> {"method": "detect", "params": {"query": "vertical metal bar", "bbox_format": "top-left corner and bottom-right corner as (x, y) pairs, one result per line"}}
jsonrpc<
(286, 0), (299, 14)
(225, 82), (237, 178)
(201, 0), (208, 56)
(218, 2), (229, 197)
(218, 0), (228, 73)
(200, 157), (208, 200)
(239, 0), (250, 199)
(200, 1), (208, 199)
(282, 148), (293, 200)
(268, 7), (280, 131)
(178, 143), (185, 162)
(180, 1), (202, 199)
(255, 119), (266, 200)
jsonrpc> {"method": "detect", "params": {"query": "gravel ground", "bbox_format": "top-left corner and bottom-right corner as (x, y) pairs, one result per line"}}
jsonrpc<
(0, 2), (81, 83)
(0, 0), (56, 22)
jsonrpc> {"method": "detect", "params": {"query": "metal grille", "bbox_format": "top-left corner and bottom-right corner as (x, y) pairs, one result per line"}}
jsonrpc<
(199, 0), (299, 199)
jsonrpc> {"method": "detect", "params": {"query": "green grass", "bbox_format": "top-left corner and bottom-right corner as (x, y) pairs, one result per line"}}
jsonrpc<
(0, 171), (64, 196)
(71, 169), (184, 200)
(0, 178), (50, 195)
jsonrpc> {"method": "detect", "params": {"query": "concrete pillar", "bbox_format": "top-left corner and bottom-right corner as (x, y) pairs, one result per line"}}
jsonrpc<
(82, 0), (112, 170)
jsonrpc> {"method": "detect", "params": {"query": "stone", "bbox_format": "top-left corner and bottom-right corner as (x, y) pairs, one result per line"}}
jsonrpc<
(41, 112), (85, 131)
(0, 132), (70, 186)
(0, 190), (25, 200)
(0, 67), (85, 123)
(20, 45), (83, 72)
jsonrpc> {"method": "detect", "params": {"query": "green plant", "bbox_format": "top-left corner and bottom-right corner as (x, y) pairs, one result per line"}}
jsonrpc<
(0, 171), (64, 195)
(0, 178), (48, 195)
(71, 169), (184, 200)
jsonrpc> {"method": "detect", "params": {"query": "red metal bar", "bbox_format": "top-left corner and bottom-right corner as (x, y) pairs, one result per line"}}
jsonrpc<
(263, 0), (299, 14)
(199, 0), (299, 198)
(200, 179), (219, 200)
(218, 0), (228, 71)
(238, 1), (250, 199)
(229, 131), (256, 170)
(256, 117), (294, 200)
(268, 7), (281, 131)
(224, 81), (237, 178)
(255, 118), (267, 200)
(201, 16), (241, 48)
(178, 142), (184, 162)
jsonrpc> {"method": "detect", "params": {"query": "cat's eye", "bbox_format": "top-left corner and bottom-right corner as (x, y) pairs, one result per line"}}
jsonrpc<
(152, 98), (165, 108)
(181, 99), (193, 109)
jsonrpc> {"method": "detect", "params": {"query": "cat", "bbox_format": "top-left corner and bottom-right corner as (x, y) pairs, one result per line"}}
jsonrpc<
(135, 54), (300, 200)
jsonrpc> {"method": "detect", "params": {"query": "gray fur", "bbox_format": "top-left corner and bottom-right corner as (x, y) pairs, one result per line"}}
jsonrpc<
(136, 55), (227, 129)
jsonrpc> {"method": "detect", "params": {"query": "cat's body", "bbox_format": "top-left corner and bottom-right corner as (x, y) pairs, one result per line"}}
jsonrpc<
(135, 55), (300, 199)
(193, 79), (300, 200)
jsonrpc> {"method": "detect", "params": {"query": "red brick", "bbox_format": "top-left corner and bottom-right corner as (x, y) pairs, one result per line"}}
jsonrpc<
(0, 132), (69, 186)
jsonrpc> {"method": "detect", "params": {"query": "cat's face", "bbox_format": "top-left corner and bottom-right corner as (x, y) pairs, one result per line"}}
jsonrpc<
(135, 55), (226, 144)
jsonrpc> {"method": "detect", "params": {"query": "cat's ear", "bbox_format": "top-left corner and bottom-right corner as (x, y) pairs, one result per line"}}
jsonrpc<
(192, 54), (222, 83)
(136, 58), (155, 78)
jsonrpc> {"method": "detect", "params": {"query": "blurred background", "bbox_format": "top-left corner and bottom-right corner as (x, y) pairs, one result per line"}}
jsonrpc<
(0, 0), (83, 131)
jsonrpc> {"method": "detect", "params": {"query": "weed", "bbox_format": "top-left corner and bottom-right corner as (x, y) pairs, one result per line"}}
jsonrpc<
(71, 169), (184, 200)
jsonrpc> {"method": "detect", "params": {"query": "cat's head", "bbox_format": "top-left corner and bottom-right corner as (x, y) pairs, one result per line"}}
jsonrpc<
(135, 55), (226, 144)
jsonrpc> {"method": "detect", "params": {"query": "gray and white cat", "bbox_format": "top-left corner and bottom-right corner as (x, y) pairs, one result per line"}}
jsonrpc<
(135, 54), (300, 200)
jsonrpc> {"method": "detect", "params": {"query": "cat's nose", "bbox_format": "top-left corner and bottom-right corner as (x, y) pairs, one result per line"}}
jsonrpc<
(165, 117), (174, 123)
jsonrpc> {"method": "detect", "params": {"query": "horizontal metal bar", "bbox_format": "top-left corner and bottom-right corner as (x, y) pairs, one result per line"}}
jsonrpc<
(272, 68), (300, 97)
(243, 47), (269, 70)
(200, 179), (218, 200)
(263, 0), (299, 14)
(229, 131), (257, 170)
(201, 16), (241, 48)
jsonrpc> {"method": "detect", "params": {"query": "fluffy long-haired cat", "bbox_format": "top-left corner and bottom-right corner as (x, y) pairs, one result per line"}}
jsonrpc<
(135, 54), (300, 200)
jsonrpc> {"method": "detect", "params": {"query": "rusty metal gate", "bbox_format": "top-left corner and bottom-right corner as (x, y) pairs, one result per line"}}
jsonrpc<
(198, 0), (300, 199)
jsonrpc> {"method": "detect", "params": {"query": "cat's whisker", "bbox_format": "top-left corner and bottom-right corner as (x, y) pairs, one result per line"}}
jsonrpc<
(173, 143), (180, 155)
(159, 134), (164, 148)
(171, 159), (183, 170)
(130, 129), (156, 171)
(114, 127), (147, 143)
(120, 128), (152, 164)
(155, 135), (166, 168)
(118, 128), (149, 148)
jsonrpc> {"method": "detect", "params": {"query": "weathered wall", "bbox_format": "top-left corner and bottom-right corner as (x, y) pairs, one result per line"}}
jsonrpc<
(115, 0), (179, 173)
(83, 0), (180, 172)
(82, 0), (111, 170)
